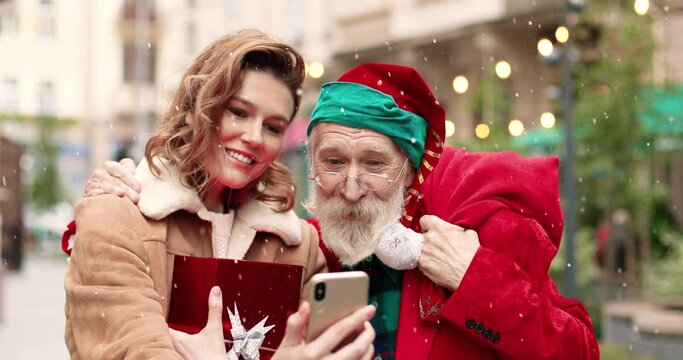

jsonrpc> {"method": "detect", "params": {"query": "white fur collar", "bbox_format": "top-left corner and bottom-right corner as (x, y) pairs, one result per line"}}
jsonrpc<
(135, 158), (302, 251)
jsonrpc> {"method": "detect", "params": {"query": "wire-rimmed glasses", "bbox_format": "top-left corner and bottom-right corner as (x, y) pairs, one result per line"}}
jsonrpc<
(309, 158), (410, 192)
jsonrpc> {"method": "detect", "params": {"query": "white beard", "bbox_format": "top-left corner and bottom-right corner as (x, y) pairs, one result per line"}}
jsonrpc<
(313, 187), (405, 266)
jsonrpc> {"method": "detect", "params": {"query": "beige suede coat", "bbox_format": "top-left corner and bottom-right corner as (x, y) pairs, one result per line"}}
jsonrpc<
(64, 159), (326, 359)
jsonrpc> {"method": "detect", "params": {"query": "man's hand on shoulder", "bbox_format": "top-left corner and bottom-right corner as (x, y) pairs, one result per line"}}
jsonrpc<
(418, 215), (480, 291)
(84, 158), (141, 203)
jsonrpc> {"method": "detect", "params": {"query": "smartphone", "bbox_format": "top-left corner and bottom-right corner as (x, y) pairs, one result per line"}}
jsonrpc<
(305, 271), (370, 342)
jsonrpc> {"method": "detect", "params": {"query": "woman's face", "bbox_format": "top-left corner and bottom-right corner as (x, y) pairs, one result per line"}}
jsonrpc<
(204, 70), (294, 190)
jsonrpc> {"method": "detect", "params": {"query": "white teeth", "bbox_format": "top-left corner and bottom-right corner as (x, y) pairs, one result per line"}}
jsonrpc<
(226, 150), (254, 164)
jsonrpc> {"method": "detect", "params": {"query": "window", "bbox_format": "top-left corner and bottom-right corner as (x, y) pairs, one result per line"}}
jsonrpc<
(37, 0), (55, 37)
(0, 0), (17, 36)
(0, 77), (19, 113)
(417, 0), (451, 5)
(123, 43), (157, 83)
(185, 22), (196, 56)
(37, 80), (55, 114)
(122, 0), (156, 22)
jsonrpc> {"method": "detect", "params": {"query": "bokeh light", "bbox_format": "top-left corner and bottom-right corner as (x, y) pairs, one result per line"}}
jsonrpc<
(537, 38), (554, 57)
(555, 26), (569, 43)
(445, 120), (456, 137)
(495, 61), (511, 79)
(308, 61), (325, 79)
(634, 0), (649, 16)
(475, 123), (490, 139)
(508, 119), (525, 136)
(452, 75), (469, 94)
(540, 112), (556, 128)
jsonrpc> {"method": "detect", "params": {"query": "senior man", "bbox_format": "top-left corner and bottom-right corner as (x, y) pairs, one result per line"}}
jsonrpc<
(70, 63), (599, 359)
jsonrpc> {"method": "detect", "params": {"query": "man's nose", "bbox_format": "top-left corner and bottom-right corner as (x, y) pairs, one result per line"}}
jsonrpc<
(339, 166), (366, 202)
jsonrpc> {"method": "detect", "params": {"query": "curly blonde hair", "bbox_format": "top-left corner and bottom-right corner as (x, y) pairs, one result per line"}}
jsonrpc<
(144, 29), (305, 212)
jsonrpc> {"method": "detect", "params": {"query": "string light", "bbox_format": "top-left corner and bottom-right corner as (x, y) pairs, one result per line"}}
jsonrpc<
(540, 112), (556, 128)
(475, 123), (490, 139)
(452, 75), (469, 94)
(555, 26), (569, 43)
(445, 120), (456, 137)
(508, 119), (525, 136)
(537, 38), (554, 57)
(308, 61), (325, 79)
(634, 0), (649, 16)
(495, 61), (511, 79)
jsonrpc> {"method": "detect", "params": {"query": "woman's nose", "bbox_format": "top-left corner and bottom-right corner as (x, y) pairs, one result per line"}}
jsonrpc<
(241, 121), (263, 148)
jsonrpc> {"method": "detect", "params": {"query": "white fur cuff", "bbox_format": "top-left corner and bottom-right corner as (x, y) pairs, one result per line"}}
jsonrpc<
(375, 223), (424, 270)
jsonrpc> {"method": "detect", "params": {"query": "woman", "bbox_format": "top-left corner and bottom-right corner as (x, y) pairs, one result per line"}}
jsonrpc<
(64, 29), (374, 359)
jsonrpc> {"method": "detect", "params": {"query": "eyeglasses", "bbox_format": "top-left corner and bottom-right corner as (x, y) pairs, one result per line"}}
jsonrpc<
(309, 158), (409, 192)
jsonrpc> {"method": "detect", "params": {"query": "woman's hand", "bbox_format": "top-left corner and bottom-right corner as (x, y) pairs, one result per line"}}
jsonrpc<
(169, 286), (376, 360)
(273, 302), (376, 360)
(85, 158), (141, 203)
(169, 286), (227, 360)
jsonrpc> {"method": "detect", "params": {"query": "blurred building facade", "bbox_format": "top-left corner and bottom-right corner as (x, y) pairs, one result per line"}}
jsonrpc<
(308, 0), (683, 225)
(0, 0), (328, 204)
(288, 0), (570, 209)
(0, 0), (95, 202)
(0, 0), (681, 222)
(319, 0), (566, 142)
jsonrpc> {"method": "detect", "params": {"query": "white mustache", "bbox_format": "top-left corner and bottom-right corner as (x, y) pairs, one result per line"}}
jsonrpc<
(315, 188), (404, 266)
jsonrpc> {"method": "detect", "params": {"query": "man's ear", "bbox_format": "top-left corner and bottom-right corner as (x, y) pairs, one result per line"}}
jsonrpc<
(185, 113), (194, 125)
(403, 168), (415, 187)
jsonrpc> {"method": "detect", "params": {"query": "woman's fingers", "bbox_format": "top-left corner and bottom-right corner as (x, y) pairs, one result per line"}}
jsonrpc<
(279, 302), (310, 347)
(169, 328), (190, 358)
(308, 304), (375, 356)
(361, 343), (375, 360)
(203, 286), (224, 334)
(324, 321), (376, 360)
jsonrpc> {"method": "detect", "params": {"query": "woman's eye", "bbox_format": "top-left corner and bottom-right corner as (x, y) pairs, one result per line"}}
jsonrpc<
(229, 108), (248, 118)
(265, 123), (284, 134)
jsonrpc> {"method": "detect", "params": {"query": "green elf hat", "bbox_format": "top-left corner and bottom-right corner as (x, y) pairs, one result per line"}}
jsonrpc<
(307, 63), (446, 227)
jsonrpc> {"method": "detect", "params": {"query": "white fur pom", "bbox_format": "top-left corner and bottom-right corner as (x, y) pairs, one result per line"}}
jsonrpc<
(375, 222), (424, 270)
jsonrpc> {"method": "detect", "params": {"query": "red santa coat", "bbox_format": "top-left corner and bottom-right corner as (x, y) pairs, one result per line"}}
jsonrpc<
(316, 146), (600, 359)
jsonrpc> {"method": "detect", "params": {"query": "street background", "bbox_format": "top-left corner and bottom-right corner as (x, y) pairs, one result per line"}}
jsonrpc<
(0, 254), (68, 359)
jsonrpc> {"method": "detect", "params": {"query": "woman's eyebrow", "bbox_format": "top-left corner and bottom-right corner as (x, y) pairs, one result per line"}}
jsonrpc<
(229, 96), (254, 108)
(230, 96), (290, 123)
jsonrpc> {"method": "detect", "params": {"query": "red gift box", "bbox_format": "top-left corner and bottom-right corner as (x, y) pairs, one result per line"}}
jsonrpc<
(167, 255), (303, 359)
